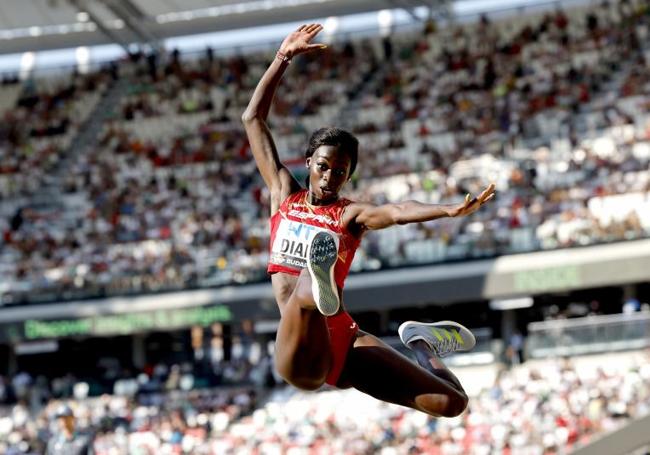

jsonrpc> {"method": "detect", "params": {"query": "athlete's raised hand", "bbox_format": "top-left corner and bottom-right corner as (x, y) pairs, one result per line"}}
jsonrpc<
(450, 183), (496, 218)
(279, 24), (327, 59)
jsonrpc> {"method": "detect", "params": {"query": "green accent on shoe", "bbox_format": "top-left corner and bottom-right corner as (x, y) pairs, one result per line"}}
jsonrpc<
(399, 320), (477, 357)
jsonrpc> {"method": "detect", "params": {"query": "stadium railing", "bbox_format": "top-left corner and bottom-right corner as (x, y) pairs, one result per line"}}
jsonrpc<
(526, 312), (650, 358)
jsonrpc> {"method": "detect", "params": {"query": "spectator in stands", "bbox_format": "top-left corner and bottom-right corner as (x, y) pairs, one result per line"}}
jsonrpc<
(0, 354), (648, 454)
(46, 404), (94, 455)
(506, 330), (525, 366)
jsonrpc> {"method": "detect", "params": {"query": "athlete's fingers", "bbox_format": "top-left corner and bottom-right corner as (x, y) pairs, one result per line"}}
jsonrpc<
(306, 28), (322, 40)
(479, 184), (495, 200)
(480, 184), (494, 195)
(298, 24), (307, 32)
(484, 193), (496, 203)
(307, 24), (323, 35)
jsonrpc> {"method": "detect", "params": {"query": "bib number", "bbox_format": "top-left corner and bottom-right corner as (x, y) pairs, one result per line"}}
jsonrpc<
(271, 219), (339, 269)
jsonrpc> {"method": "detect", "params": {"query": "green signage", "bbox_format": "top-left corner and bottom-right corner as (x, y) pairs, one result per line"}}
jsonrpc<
(24, 305), (233, 340)
(514, 265), (581, 293)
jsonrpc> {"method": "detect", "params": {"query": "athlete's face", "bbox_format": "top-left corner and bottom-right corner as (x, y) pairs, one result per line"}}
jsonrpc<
(306, 145), (351, 204)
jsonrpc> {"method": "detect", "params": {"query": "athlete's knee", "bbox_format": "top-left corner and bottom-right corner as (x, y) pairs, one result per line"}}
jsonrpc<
(416, 390), (468, 418)
(285, 374), (326, 391)
(440, 391), (468, 418)
(274, 355), (327, 391)
(275, 360), (326, 391)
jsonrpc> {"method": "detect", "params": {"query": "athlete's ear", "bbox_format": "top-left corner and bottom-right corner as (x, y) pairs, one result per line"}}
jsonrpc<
(305, 157), (311, 168)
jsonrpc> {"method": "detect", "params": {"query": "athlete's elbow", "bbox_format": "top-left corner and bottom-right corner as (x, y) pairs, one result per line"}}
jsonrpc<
(241, 109), (260, 124)
(241, 110), (254, 124)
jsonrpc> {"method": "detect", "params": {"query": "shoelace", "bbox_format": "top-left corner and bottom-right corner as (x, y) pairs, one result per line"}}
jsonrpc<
(433, 337), (461, 357)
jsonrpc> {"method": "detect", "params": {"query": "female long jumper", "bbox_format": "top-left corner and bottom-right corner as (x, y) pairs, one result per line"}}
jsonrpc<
(242, 24), (496, 417)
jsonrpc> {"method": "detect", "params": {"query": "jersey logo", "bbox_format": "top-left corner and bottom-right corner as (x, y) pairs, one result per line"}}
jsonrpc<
(288, 209), (338, 227)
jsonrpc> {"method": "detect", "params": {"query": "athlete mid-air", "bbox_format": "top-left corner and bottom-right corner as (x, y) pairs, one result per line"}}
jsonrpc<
(242, 24), (496, 417)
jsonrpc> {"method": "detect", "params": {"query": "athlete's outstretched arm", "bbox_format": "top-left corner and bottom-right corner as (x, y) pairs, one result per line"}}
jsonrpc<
(350, 183), (496, 231)
(241, 24), (327, 210)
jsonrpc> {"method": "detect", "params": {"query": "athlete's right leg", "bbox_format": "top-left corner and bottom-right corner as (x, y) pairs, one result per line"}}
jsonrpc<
(338, 331), (469, 418)
(337, 321), (475, 417)
(399, 321), (473, 394)
(273, 269), (332, 390)
(409, 340), (466, 393)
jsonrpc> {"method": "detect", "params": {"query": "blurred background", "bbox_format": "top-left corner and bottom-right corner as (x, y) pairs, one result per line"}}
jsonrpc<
(0, 0), (649, 453)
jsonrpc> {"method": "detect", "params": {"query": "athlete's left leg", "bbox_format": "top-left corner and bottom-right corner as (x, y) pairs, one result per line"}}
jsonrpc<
(273, 269), (332, 391)
(273, 229), (345, 390)
(336, 331), (469, 418)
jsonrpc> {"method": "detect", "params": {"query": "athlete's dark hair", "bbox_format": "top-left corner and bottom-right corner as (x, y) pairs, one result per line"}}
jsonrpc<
(305, 127), (359, 181)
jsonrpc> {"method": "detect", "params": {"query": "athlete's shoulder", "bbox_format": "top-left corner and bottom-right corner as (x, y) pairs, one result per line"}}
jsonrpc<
(340, 200), (374, 234)
(337, 196), (356, 207)
(342, 199), (373, 213)
(280, 188), (307, 207)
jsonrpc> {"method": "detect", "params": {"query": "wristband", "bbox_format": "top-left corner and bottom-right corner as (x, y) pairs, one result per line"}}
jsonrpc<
(276, 51), (291, 63)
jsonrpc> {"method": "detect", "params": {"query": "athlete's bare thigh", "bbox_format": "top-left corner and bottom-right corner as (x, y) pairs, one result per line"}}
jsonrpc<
(271, 272), (299, 309)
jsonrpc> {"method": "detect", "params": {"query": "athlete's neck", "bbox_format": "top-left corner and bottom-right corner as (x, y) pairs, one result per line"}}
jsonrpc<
(307, 191), (339, 207)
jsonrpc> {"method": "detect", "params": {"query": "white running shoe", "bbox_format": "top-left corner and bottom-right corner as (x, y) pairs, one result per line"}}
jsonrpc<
(307, 231), (340, 316)
(398, 320), (476, 357)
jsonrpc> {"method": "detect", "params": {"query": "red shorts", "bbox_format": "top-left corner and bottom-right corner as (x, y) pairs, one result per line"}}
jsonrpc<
(325, 311), (359, 386)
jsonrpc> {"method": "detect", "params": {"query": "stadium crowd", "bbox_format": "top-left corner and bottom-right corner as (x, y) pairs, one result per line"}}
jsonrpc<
(0, 71), (111, 200)
(0, 2), (649, 305)
(0, 353), (648, 454)
(0, 1), (649, 454)
(0, 385), (259, 455)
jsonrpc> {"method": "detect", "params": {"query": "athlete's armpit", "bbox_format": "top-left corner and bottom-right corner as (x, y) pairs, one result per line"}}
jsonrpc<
(344, 202), (401, 232)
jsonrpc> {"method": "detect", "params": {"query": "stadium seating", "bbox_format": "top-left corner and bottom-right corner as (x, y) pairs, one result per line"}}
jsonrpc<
(0, 2), (648, 305)
(0, 351), (648, 453)
(0, 2), (649, 453)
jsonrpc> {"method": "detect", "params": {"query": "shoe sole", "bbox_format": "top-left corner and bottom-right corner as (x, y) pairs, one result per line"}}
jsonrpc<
(307, 231), (340, 316)
(398, 320), (476, 351)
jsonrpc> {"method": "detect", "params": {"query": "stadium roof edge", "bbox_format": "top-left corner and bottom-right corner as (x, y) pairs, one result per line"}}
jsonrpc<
(0, 0), (589, 56)
(0, 0), (421, 55)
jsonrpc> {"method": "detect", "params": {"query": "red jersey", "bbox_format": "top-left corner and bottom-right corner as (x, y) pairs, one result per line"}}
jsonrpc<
(268, 189), (361, 289)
